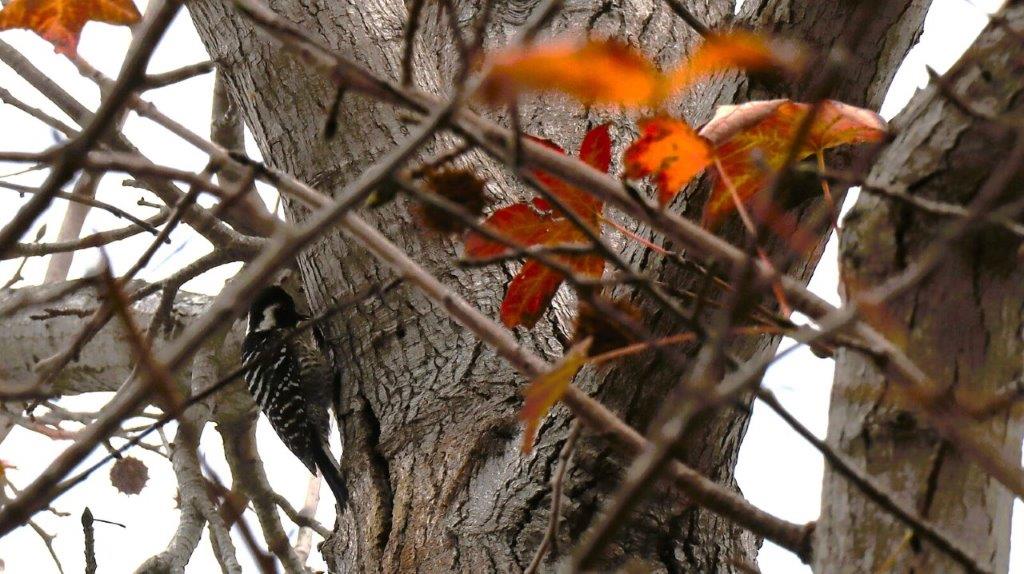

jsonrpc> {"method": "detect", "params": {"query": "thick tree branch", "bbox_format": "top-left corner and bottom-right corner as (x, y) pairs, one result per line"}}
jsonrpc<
(218, 415), (305, 573)
(43, 171), (102, 282)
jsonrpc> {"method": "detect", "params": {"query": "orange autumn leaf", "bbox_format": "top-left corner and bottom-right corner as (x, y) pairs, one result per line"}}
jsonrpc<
(479, 39), (662, 106)
(700, 99), (887, 228)
(520, 338), (591, 454)
(624, 116), (712, 206)
(464, 125), (611, 329)
(0, 0), (140, 56)
(669, 31), (803, 92)
(479, 31), (800, 108)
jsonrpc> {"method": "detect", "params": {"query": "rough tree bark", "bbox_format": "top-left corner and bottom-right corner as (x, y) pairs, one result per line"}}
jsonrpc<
(182, 0), (929, 571)
(817, 5), (1024, 573)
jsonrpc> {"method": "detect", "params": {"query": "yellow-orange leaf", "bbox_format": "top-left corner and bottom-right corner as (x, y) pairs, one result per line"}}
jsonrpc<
(669, 31), (803, 92)
(700, 99), (887, 228)
(479, 39), (662, 106)
(0, 0), (140, 56)
(520, 338), (592, 454)
(480, 32), (801, 108)
(624, 116), (713, 206)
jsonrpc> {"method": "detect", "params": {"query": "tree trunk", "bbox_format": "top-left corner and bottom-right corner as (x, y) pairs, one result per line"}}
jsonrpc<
(183, 0), (929, 571)
(817, 5), (1024, 572)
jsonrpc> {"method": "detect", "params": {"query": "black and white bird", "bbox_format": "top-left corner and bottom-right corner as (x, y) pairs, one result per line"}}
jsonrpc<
(241, 286), (348, 506)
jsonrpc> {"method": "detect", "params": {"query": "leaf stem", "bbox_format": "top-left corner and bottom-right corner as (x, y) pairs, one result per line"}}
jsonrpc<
(601, 215), (669, 254)
(712, 157), (793, 317)
(817, 150), (840, 233)
(588, 325), (781, 365)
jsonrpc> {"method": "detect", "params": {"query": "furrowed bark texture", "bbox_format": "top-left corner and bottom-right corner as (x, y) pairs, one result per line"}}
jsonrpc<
(185, 1), (928, 571)
(818, 6), (1024, 573)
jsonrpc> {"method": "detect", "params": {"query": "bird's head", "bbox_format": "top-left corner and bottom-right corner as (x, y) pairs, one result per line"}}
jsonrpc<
(247, 286), (304, 333)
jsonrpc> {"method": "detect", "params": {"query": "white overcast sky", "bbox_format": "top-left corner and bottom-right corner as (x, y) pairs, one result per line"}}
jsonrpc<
(0, 0), (1020, 572)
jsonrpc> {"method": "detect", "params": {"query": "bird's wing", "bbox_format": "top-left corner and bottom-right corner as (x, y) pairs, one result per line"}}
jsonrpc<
(242, 333), (318, 474)
(293, 333), (333, 442)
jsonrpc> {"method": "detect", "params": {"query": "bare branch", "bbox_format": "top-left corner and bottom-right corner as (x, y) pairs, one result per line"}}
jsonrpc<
(293, 476), (322, 565)
(271, 490), (331, 540)
(4, 209), (170, 260)
(142, 61), (215, 90)
(0, 180), (164, 235)
(400, 0), (426, 86)
(69, 56), (278, 238)
(0, 84), (78, 138)
(219, 415), (305, 573)
(662, 0), (710, 37)
(44, 169), (103, 283)
(209, 71), (274, 231)
(0, 41), (243, 247)
(135, 344), (242, 574)
(814, 166), (1024, 239)
(756, 388), (987, 574)
(0, 0), (184, 257)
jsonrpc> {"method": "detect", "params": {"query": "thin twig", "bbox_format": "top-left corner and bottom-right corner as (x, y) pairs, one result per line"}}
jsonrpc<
(0, 43), (241, 247)
(0, 84), (79, 137)
(271, 489), (331, 539)
(0, 180), (165, 235)
(82, 508), (96, 574)
(3, 209), (170, 260)
(756, 389), (987, 574)
(0, 0), (184, 257)
(401, 0), (427, 86)
(662, 0), (710, 37)
(142, 61), (215, 90)
(524, 420), (581, 574)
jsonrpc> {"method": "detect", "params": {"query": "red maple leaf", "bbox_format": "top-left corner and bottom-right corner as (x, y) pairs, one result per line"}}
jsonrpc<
(465, 124), (611, 328)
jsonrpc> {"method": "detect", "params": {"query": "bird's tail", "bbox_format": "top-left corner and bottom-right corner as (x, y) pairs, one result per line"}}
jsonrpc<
(311, 436), (349, 507)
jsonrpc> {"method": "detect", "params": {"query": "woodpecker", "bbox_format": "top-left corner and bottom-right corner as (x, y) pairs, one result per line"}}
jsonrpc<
(241, 285), (348, 506)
